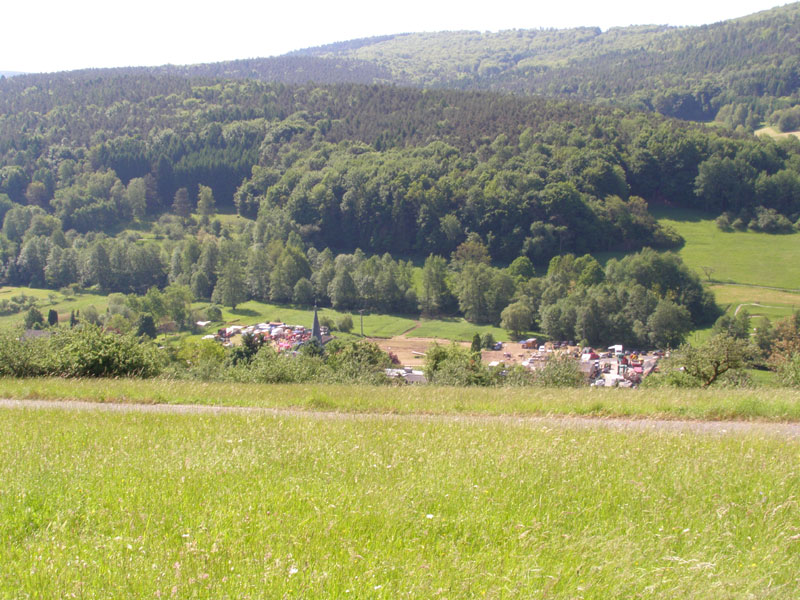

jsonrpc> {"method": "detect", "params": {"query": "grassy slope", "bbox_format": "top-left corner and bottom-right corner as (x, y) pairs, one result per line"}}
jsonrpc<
(653, 207), (800, 290)
(1, 406), (797, 598)
(755, 126), (800, 141)
(0, 286), (109, 329)
(653, 207), (800, 323)
(3, 378), (800, 421)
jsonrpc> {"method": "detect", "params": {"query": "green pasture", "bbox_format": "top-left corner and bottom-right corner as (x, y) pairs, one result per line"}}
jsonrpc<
(3, 378), (800, 421)
(711, 284), (800, 320)
(0, 286), (109, 329)
(0, 405), (797, 598)
(653, 207), (800, 290)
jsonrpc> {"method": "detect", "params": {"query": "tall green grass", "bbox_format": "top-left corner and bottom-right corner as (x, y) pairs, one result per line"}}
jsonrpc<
(0, 407), (797, 598)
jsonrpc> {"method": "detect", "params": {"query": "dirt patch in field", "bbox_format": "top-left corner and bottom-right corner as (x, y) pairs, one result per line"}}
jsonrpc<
(369, 336), (469, 366)
(369, 337), (544, 368)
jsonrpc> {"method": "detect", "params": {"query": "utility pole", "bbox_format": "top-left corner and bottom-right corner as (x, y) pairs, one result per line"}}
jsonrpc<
(359, 309), (364, 337)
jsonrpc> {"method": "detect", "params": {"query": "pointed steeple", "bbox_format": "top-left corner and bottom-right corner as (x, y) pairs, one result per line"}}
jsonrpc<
(311, 303), (321, 341)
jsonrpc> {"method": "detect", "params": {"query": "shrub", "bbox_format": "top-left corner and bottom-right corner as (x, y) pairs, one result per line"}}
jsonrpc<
(424, 342), (495, 386)
(776, 353), (800, 387)
(731, 217), (748, 231)
(503, 364), (536, 386)
(49, 324), (163, 377)
(481, 333), (496, 350)
(715, 213), (732, 231)
(24, 307), (44, 329)
(324, 340), (392, 384)
(234, 346), (326, 384)
(0, 325), (163, 378)
(205, 305), (223, 321)
(533, 354), (583, 387)
(750, 207), (794, 234)
(336, 314), (354, 333)
(470, 333), (481, 354)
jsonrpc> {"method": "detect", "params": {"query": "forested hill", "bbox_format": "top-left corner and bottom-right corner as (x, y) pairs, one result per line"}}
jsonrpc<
(291, 3), (800, 123)
(89, 2), (797, 126)
(2, 73), (799, 265)
(7, 4), (798, 126)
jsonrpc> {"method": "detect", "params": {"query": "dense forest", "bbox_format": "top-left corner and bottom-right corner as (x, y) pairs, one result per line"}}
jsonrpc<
(82, 3), (797, 126)
(1, 4), (799, 346)
(9, 4), (798, 127)
(293, 3), (800, 125)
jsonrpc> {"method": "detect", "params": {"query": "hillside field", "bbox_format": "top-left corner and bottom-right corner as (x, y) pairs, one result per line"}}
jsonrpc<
(0, 286), (110, 329)
(653, 207), (800, 290)
(652, 207), (800, 325)
(1, 400), (798, 598)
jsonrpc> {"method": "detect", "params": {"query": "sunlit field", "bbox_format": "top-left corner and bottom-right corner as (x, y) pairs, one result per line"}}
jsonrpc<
(1, 405), (798, 598)
(654, 207), (800, 291)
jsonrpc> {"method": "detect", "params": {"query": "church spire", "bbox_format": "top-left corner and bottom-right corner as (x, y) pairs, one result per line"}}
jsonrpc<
(311, 303), (321, 341)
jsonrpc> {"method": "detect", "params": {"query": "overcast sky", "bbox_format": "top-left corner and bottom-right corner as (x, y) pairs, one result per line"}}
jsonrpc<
(2, 0), (792, 73)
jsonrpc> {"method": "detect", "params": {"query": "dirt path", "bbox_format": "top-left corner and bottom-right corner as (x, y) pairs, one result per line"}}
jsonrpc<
(3, 398), (800, 438)
(734, 302), (788, 316)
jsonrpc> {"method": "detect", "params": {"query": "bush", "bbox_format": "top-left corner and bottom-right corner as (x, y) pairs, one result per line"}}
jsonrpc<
(424, 342), (495, 386)
(50, 325), (163, 377)
(0, 330), (49, 377)
(731, 217), (748, 231)
(503, 364), (536, 386)
(750, 207), (794, 234)
(172, 338), (227, 380)
(651, 224), (683, 249)
(324, 340), (392, 384)
(205, 305), (223, 321)
(533, 354), (583, 387)
(336, 314), (354, 333)
(234, 346), (326, 384)
(24, 307), (44, 329)
(481, 333), (496, 350)
(715, 213), (732, 231)
(0, 325), (163, 378)
(776, 353), (800, 387)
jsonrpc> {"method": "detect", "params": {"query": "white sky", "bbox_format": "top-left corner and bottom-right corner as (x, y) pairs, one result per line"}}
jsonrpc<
(2, 0), (793, 73)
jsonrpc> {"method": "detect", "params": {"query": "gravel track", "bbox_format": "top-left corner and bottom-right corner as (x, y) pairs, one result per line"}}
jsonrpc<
(3, 398), (800, 438)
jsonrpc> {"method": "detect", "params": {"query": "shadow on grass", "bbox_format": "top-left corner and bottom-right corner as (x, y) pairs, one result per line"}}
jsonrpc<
(649, 205), (713, 223)
(231, 308), (259, 317)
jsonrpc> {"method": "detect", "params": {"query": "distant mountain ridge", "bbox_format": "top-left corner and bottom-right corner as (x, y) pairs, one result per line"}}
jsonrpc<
(4, 3), (800, 124)
(289, 3), (800, 122)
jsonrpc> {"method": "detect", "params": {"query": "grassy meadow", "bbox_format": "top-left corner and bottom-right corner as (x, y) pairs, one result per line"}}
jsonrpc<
(3, 378), (800, 422)
(0, 286), (110, 329)
(1, 404), (798, 598)
(653, 207), (800, 291)
(710, 284), (800, 321)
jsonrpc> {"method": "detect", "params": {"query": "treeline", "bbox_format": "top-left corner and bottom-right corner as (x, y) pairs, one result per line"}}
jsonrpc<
(1, 200), (716, 350)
